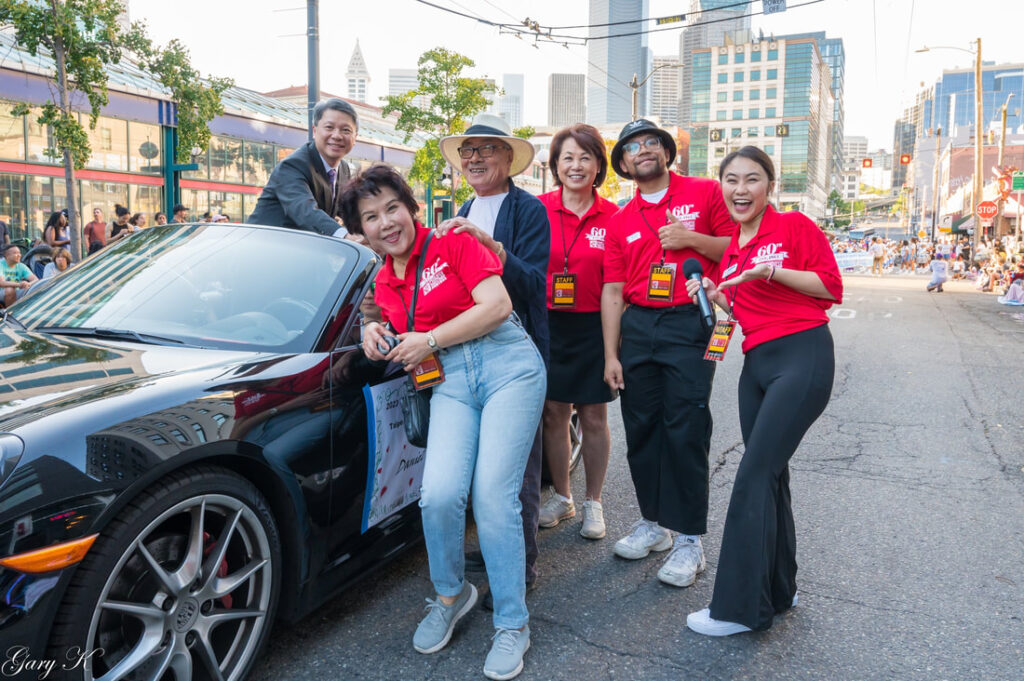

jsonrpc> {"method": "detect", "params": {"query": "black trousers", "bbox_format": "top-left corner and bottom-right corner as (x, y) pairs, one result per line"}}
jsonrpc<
(709, 324), (835, 630)
(619, 304), (716, 535)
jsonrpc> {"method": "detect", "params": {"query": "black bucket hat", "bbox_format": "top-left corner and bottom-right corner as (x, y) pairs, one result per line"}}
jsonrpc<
(610, 118), (677, 180)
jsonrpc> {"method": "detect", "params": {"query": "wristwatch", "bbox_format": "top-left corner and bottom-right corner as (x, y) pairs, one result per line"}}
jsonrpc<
(426, 330), (439, 350)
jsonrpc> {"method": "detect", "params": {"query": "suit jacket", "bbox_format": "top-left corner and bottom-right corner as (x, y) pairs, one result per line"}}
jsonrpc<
(458, 179), (550, 365)
(248, 141), (350, 235)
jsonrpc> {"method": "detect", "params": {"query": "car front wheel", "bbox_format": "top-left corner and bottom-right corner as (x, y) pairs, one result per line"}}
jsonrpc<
(49, 465), (281, 681)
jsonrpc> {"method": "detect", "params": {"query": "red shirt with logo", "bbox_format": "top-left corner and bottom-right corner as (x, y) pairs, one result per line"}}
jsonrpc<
(374, 225), (503, 334)
(540, 189), (619, 312)
(719, 206), (843, 353)
(603, 172), (735, 307)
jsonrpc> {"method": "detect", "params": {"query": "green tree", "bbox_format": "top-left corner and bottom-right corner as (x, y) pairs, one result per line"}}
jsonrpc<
(512, 125), (535, 140)
(0, 0), (232, 259)
(382, 47), (498, 204)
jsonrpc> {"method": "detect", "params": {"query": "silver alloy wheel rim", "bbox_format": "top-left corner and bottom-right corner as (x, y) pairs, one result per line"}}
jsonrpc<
(83, 493), (273, 681)
(569, 408), (583, 469)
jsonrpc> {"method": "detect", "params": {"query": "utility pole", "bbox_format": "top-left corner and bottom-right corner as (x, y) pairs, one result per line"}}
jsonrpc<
(630, 63), (683, 120)
(307, 0), (320, 139)
(932, 127), (942, 242)
(973, 37), (983, 251)
(996, 94), (1015, 237)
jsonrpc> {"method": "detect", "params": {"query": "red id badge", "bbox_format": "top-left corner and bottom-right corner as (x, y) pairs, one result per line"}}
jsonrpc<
(412, 352), (445, 390)
(552, 273), (577, 309)
(704, 320), (737, 361)
(647, 262), (676, 302)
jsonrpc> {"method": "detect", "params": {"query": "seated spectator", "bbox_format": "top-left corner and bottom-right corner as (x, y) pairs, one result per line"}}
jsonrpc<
(951, 256), (966, 280)
(998, 279), (1024, 305)
(44, 210), (71, 249)
(1, 243), (38, 306)
(42, 247), (71, 279)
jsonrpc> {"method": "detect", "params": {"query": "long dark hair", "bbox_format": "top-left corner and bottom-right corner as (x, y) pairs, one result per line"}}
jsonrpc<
(718, 145), (776, 183)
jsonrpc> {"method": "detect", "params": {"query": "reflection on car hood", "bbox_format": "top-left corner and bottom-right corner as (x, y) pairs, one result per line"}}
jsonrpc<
(0, 328), (271, 429)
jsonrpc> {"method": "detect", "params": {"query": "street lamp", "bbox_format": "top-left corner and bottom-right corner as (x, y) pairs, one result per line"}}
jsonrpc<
(536, 148), (550, 194)
(629, 63), (683, 121)
(916, 39), (982, 256)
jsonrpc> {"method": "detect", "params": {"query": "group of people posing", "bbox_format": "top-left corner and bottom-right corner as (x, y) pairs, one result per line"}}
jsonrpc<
(248, 99), (844, 679)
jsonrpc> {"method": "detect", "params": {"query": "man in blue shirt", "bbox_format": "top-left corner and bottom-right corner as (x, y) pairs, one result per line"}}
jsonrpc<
(1, 243), (38, 307)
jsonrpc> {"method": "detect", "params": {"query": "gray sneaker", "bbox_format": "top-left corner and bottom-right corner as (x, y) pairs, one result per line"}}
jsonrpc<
(412, 582), (478, 654)
(657, 536), (706, 587)
(538, 493), (575, 528)
(579, 499), (606, 539)
(483, 625), (531, 680)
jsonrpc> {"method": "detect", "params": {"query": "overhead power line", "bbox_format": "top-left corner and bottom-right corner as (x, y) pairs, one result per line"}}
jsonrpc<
(538, 0), (760, 30)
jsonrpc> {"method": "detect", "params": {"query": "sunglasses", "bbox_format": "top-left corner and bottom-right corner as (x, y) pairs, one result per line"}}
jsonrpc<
(623, 137), (663, 156)
(457, 144), (509, 160)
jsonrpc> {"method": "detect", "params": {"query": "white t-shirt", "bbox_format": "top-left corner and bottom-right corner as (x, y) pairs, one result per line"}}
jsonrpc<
(640, 188), (669, 204)
(869, 242), (884, 257)
(466, 193), (509, 237)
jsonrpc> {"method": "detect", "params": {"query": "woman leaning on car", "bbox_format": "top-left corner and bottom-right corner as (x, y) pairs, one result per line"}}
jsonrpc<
(536, 124), (618, 540)
(683, 146), (842, 637)
(340, 164), (545, 681)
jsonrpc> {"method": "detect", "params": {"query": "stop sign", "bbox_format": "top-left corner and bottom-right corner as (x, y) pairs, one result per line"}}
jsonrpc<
(976, 201), (998, 220)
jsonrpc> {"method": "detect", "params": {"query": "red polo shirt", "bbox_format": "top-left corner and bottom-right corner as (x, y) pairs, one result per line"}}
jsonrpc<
(374, 225), (502, 334)
(540, 189), (619, 312)
(603, 172), (735, 307)
(719, 206), (843, 353)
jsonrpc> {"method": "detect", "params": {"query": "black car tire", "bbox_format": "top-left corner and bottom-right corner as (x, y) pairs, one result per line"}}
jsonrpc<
(48, 465), (281, 681)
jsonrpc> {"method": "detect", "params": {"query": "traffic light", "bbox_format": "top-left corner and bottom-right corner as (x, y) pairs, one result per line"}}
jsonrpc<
(709, 128), (723, 142)
(899, 153), (911, 165)
(862, 158), (873, 169)
(775, 123), (790, 137)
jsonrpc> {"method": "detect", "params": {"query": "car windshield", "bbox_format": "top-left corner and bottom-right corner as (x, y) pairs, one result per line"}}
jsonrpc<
(10, 224), (357, 352)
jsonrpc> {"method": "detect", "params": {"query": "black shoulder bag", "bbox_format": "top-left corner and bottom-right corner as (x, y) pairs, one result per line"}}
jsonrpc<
(400, 231), (434, 448)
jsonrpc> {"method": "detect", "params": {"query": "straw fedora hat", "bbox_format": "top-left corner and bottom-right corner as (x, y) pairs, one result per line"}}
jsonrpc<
(440, 113), (536, 177)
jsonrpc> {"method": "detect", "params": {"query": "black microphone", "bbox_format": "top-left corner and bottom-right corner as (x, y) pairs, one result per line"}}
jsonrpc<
(682, 258), (715, 331)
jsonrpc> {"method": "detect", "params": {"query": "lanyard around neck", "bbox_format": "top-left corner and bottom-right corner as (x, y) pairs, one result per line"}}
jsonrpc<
(559, 210), (588, 274)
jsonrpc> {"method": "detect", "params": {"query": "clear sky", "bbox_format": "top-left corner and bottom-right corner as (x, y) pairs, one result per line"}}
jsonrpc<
(128, 0), (1020, 151)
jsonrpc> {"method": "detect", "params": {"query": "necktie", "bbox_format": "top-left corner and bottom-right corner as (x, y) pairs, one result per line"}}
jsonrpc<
(327, 168), (337, 202)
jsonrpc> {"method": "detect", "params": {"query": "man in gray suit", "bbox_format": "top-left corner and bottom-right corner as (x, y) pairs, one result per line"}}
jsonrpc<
(248, 98), (357, 235)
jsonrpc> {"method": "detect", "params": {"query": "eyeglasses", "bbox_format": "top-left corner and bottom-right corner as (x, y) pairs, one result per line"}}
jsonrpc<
(457, 144), (508, 160)
(623, 137), (663, 156)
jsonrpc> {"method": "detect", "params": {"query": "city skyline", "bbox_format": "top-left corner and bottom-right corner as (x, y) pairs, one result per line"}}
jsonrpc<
(127, 0), (1022, 151)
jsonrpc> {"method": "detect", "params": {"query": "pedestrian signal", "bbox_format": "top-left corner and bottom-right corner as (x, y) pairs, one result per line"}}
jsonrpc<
(709, 128), (724, 142)
(862, 158), (873, 169)
(900, 153), (911, 165)
(775, 124), (789, 137)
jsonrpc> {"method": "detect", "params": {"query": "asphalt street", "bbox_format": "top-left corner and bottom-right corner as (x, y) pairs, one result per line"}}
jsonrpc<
(251, 273), (1024, 681)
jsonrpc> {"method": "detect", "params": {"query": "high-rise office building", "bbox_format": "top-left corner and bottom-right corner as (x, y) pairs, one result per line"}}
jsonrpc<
(548, 73), (586, 127)
(689, 34), (834, 219)
(346, 41), (370, 103)
(678, 0), (751, 131)
(650, 56), (681, 125)
(843, 136), (868, 166)
(587, 0), (650, 124)
(497, 74), (524, 129)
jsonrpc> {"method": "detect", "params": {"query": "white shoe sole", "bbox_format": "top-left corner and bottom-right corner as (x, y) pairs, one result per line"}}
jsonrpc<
(413, 584), (478, 654)
(613, 532), (672, 559)
(657, 561), (705, 587)
(538, 509), (575, 528)
(686, 608), (752, 637)
(483, 639), (530, 680)
(580, 523), (606, 539)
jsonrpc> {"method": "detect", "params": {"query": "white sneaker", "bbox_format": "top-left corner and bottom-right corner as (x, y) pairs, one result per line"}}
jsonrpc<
(538, 492), (575, 528)
(579, 499), (606, 539)
(686, 608), (752, 637)
(613, 519), (672, 559)
(657, 535), (705, 587)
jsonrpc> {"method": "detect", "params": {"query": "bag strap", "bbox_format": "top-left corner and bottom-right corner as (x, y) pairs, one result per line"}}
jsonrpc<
(407, 229), (434, 333)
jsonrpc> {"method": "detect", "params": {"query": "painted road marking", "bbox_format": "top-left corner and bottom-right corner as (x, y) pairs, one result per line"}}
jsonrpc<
(831, 309), (857, 319)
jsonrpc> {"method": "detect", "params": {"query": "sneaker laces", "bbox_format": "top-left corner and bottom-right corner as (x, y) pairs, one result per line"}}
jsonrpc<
(421, 597), (447, 623)
(491, 628), (521, 654)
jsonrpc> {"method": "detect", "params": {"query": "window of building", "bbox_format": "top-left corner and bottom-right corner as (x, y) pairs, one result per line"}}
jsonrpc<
(733, 90), (743, 102)
(128, 121), (162, 174)
(86, 116), (129, 171)
(191, 423), (207, 443)
(766, 107), (777, 117)
(244, 141), (275, 186)
(764, 144), (775, 155)
(716, 111), (727, 121)
(210, 136), (243, 183)
(130, 184), (163, 218)
(751, 50), (762, 63)
(718, 53), (728, 65)
(731, 128), (742, 138)
(734, 52), (745, 64)
(767, 69), (778, 80)
(750, 70), (761, 81)
(27, 175), (66, 240)
(750, 89), (761, 100)
(181, 188), (210, 218)
(749, 109), (760, 119)
(170, 429), (189, 444)
(209, 191), (244, 221)
(748, 127), (760, 137)
(243, 193), (260, 220)
(80, 180), (128, 230)
(717, 92), (727, 103)
(766, 87), (777, 98)
(717, 73), (728, 84)
(768, 48), (779, 60)
(765, 126), (776, 136)
(0, 173), (26, 239)
(25, 108), (55, 164)
(734, 71), (745, 83)
(148, 434), (168, 445)
(212, 413), (228, 425)
(0, 103), (24, 161)
(714, 147), (725, 158)
(732, 110), (743, 120)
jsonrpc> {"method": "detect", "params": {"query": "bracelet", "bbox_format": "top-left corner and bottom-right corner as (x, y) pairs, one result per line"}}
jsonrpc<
(767, 265), (776, 282)
(495, 241), (505, 259)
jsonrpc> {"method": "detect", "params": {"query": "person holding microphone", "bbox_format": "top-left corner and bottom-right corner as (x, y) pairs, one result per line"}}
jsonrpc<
(683, 146), (843, 636)
(537, 124), (619, 539)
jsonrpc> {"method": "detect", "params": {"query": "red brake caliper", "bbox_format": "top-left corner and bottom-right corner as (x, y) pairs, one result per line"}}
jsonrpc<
(203, 531), (233, 609)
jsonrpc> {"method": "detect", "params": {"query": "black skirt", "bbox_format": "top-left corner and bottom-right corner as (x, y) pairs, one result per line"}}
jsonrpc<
(547, 310), (615, 404)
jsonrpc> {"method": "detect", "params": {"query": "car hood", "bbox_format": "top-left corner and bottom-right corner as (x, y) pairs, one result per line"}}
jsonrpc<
(0, 328), (274, 430)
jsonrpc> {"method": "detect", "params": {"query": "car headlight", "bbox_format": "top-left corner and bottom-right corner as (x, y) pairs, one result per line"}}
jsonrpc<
(0, 433), (24, 485)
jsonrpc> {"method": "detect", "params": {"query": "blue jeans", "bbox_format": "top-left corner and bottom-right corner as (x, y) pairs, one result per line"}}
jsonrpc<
(419, 316), (546, 629)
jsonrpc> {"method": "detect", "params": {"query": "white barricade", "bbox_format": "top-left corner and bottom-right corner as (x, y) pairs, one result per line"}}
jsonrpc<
(833, 252), (873, 271)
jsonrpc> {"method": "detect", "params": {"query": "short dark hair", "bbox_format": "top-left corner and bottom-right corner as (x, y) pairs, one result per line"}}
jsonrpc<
(339, 163), (418, 235)
(3, 242), (19, 253)
(718, 145), (776, 183)
(155, 211), (166, 221)
(313, 98), (358, 128)
(172, 204), (187, 214)
(549, 124), (608, 189)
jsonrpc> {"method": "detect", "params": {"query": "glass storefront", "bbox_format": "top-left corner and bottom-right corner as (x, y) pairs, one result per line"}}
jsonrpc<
(80, 180), (129, 228)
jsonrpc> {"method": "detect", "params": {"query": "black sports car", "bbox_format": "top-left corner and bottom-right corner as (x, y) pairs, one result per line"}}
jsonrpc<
(0, 223), (425, 680)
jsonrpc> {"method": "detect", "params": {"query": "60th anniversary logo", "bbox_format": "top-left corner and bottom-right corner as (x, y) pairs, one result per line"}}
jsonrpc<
(2, 647), (103, 679)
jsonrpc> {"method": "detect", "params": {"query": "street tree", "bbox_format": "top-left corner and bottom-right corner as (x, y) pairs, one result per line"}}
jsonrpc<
(0, 0), (232, 259)
(382, 47), (498, 204)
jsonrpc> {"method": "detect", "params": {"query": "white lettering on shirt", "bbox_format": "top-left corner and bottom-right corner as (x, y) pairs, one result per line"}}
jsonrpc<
(670, 204), (700, 230)
(420, 259), (450, 295)
(586, 226), (606, 249)
(626, 231), (642, 244)
(750, 242), (789, 266)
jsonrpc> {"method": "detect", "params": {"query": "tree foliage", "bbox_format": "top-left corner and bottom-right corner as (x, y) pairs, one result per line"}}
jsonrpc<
(512, 125), (535, 140)
(598, 138), (624, 203)
(382, 47), (498, 204)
